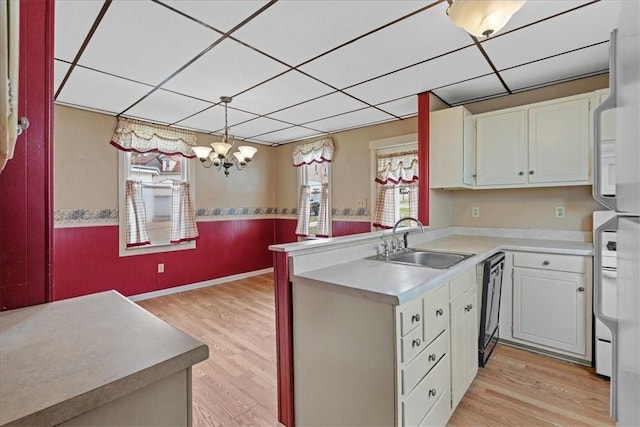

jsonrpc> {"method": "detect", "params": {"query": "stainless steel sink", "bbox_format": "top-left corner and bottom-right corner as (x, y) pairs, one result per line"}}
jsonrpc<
(367, 249), (473, 269)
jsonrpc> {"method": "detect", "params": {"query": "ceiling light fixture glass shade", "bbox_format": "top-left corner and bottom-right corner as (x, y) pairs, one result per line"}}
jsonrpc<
(192, 96), (257, 177)
(447, 0), (525, 38)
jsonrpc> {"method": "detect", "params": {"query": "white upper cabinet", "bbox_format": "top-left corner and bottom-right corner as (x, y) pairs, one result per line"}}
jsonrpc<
(475, 110), (527, 186)
(430, 106), (475, 189)
(527, 97), (590, 184)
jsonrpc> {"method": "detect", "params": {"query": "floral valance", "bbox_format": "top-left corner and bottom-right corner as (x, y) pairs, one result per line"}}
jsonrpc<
(292, 137), (335, 167)
(110, 117), (197, 158)
(375, 150), (419, 184)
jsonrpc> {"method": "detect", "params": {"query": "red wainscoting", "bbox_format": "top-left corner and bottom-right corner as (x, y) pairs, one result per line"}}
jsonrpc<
(53, 219), (275, 301)
(274, 219), (298, 244)
(332, 221), (371, 237)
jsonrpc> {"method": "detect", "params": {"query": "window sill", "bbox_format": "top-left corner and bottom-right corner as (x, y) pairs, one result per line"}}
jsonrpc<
(119, 240), (196, 257)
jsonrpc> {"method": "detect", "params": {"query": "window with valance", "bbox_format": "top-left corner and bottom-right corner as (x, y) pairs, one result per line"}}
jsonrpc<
(111, 118), (198, 255)
(293, 137), (334, 238)
(373, 148), (419, 229)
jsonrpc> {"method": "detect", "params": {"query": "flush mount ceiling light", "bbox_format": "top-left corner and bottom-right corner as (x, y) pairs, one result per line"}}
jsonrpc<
(447, 0), (526, 38)
(192, 96), (257, 177)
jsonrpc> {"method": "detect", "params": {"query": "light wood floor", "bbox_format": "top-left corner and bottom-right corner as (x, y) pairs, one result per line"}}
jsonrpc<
(138, 273), (612, 427)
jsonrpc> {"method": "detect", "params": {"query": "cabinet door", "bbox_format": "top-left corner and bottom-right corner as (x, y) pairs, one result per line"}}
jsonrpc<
(528, 98), (590, 184)
(513, 268), (586, 355)
(476, 110), (527, 186)
(450, 286), (478, 410)
(430, 106), (474, 189)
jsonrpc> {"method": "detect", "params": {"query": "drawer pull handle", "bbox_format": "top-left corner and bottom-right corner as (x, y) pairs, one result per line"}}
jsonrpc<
(429, 388), (437, 398)
(428, 353), (437, 362)
(435, 308), (444, 316)
(518, 171), (524, 176)
(412, 338), (421, 348)
(543, 260), (550, 266)
(412, 314), (421, 323)
(529, 170), (535, 175)
(578, 287), (585, 292)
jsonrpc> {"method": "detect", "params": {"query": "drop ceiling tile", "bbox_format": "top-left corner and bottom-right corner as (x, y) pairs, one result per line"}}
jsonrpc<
(344, 46), (493, 106)
(56, 66), (153, 114)
(500, 43), (610, 92)
(305, 108), (392, 133)
(162, 39), (288, 103)
(175, 105), (259, 134)
(161, 0), (269, 33)
(300, 3), (473, 88)
(268, 92), (367, 124)
(125, 89), (213, 125)
(232, 1), (431, 66)
(54, 60), (71, 94)
(55, 0), (104, 61)
(376, 96), (417, 118)
(482, 0), (621, 70)
(230, 117), (291, 139)
(231, 70), (333, 115)
(433, 74), (506, 105)
(79, 1), (219, 86)
(496, 0), (595, 35)
(250, 126), (323, 144)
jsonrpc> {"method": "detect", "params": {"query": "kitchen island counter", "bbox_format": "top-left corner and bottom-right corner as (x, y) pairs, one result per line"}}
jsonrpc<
(0, 290), (208, 427)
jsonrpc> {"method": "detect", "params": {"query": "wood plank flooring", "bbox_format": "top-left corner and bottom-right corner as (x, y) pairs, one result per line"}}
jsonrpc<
(138, 273), (612, 427)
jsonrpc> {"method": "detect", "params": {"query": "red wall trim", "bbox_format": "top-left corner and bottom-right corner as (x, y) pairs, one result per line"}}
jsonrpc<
(417, 92), (430, 226)
(332, 221), (371, 237)
(53, 219), (275, 300)
(274, 218), (298, 244)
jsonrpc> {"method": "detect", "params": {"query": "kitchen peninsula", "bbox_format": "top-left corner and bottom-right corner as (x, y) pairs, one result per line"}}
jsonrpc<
(0, 291), (208, 427)
(270, 227), (593, 426)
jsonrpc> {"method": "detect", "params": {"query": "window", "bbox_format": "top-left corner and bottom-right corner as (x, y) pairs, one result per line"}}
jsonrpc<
(112, 117), (198, 256)
(298, 163), (331, 238)
(369, 135), (419, 229)
(292, 137), (334, 239)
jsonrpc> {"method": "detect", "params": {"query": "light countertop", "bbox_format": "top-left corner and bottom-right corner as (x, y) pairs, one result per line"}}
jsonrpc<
(293, 234), (593, 305)
(0, 290), (208, 427)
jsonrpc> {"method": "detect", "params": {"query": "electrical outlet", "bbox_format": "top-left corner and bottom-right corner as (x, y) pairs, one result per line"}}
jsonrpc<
(356, 198), (367, 209)
(158, 263), (164, 273)
(472, 207), (480, 218)
(555, 206), (566, 219)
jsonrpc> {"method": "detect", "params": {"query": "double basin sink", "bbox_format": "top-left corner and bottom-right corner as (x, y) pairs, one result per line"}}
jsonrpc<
(367, 248), (472, 269)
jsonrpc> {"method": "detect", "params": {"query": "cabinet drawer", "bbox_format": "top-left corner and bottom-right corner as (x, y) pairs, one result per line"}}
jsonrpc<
(403, 355), (450, 427)
(419, 386), (451, 427)
(423, 284), (449, 346)
(402, 330), (448, 396)
(513, 252), (586, 273)
(400, 299), (423, 337)
(401, 325), (425, 364)
(449, 267), (476, 301)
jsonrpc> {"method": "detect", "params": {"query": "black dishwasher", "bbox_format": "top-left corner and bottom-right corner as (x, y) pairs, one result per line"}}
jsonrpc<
(478, 251), (506, 367)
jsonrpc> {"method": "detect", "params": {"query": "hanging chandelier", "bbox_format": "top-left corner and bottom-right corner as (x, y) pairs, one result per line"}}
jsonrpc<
(447, 0), (525, 38)
(192, 96), (257, 177)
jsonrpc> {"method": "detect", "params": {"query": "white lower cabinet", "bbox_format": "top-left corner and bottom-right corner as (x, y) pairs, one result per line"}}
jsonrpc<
(500, 251), (592, 362)
(292, 265), (479, 427)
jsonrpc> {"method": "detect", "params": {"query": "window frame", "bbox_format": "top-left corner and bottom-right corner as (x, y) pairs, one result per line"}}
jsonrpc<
(297, 162), (332, 239)
(369, 133), (418, 229)
(118, 150), (197, 257)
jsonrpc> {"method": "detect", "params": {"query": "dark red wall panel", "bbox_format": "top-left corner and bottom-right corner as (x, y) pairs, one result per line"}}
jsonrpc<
(0, 0), (54, 310)
(417, 92), (430, 226)
(53, 219), (275, 301)
(332, 221), (371, 237)
(274, 219), (297, 244)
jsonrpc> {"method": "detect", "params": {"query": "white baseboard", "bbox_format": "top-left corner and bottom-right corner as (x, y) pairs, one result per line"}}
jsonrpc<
(129, 267), (274, 302)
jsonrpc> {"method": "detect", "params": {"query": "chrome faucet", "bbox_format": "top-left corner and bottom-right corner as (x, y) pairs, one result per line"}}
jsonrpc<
(392, 217), (425, 251)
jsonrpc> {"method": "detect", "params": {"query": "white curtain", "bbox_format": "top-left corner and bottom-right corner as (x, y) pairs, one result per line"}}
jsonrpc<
(373, 185), (396, 229)
(409, 183), (419, 219)
(125, 180), (151, 247)
(111, 117), (197, 157)
(292, 137), (335, 166)
(316, 183), (330, 237)
(295, 185), (311, 237)
(375, 150), (419, 184)
(170, 181), (199, 244)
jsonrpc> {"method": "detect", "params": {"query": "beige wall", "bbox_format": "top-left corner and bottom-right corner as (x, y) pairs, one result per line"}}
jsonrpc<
(54, 105), (274, 211)
(451, 186), (601, 232)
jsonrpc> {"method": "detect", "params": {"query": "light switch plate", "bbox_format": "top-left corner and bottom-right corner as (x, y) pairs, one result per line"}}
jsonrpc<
(356, 198), (367, 209)
(555, 206), (566, 218)
(472, 207), (480, 218)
